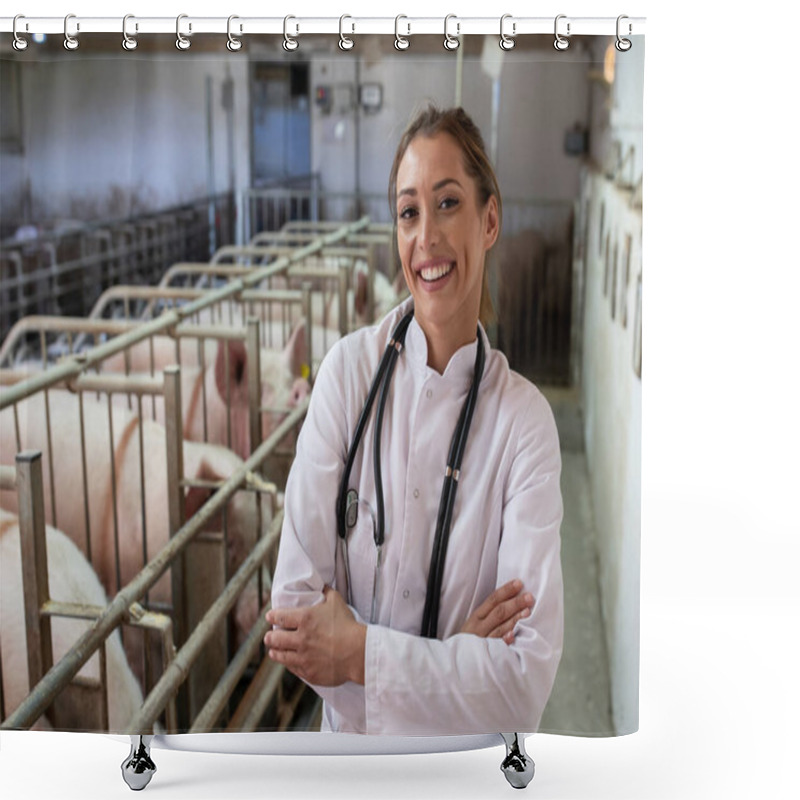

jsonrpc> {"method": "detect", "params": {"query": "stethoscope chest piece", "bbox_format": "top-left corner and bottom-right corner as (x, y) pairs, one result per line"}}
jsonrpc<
(336, 309), (484, 639)
(345, 489), (359, 528)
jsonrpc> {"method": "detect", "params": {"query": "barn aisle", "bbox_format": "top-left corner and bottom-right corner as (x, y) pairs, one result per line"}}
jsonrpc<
(537, 385), (615, 736)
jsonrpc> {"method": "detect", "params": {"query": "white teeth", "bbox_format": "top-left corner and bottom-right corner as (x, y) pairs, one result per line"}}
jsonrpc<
(419, 263), (454, 282)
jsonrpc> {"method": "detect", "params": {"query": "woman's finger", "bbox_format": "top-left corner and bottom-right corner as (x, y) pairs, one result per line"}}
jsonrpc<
(265, 607), (302, 630)
(473, 579), (523, 621)
(489, 605), (532, 639)
(488, 591), (534, 629)
(263, 628), (299, 651)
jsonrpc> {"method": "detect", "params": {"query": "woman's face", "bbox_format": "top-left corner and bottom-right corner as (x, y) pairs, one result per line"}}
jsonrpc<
(395, 132), (498, 340)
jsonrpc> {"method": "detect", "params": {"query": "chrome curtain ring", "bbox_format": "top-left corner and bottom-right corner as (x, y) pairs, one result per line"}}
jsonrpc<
(64, 13), (79, 51)
(12, 15), (28, 51)
(554, 14), (570, 51)
(616, 15), (632, 52)
(283, 15), (298, 51)
(339, 14), (354, 50)
(176, 14), (191, 50)
(122, 14), (138, 51)
(444, 14), (459, 51)
(394, 15), (410, 50)
(227, 15), (242, 51)
(499, 14), (516, 50)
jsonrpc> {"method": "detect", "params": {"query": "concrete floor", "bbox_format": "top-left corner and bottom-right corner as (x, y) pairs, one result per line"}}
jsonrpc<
(536, 385), (615, 736)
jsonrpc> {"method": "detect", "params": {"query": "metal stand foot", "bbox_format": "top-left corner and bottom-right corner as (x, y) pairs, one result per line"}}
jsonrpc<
(500, 733), (535, 789)
(121, 735), (157, 791)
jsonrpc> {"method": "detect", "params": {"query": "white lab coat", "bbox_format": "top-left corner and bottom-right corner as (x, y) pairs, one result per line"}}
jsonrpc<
(271, 297), (564, 735)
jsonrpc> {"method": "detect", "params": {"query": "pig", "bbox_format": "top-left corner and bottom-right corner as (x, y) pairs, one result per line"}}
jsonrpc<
(1, 508), (145, 732)
(99, 323), (310, 461)
(0, 391), (270, 691)
(285, 257), (403, 331)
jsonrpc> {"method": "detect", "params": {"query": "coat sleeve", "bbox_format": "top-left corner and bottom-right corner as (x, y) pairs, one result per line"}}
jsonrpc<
(270, 340), (369, 730)
(363, 390), (564, 735)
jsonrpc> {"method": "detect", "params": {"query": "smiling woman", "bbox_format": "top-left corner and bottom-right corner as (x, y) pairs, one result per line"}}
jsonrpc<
(394, 131), (499, 373)
(266, 105), (564, 737)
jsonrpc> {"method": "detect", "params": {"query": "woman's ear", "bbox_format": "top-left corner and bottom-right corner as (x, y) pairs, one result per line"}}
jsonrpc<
(484, 195), (500, 250)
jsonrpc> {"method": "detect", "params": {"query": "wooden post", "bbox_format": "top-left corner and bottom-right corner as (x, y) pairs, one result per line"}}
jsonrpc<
(16, 451), (53, 717)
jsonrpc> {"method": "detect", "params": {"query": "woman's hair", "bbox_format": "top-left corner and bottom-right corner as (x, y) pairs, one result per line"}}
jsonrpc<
(388, 105), (503, 327)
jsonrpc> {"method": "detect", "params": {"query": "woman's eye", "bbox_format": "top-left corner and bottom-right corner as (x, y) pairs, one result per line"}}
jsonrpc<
(399, 206), (417, 220)
(440, 196), (459, 210)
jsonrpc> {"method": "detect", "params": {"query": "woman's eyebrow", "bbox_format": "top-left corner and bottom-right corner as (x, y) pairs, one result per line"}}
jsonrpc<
(397, 178), (463, 199)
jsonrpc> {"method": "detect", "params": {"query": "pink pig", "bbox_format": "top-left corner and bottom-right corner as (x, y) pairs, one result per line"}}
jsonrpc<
(1, 508), (145, 732)
(101, 324), (310, 461)
(0, 391), (270, 692)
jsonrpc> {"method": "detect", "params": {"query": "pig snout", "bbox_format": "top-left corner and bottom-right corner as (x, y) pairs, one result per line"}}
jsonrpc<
(288, 377), (311, 407)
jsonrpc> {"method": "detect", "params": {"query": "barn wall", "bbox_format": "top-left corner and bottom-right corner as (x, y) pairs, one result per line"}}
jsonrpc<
(307, 41), (590, 219)
(579, 37), (644, 735)
(1, 53), (250, 233)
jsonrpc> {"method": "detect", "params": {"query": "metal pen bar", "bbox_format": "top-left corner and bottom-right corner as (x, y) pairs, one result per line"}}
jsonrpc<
(1, 399), (307, 731)
(226, 656), (284, 733)
(127, 511), (283, 732)
(246, 318), (262, 456)
(189, 600), (272, 733)
(1, 217), (370, 411)
(15, 452), (53, 718)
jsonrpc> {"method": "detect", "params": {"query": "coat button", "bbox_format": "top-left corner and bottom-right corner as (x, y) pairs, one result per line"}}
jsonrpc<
(426, 389), (433, 398)
(413, 488), (419, 498)
(403, 590), (410, 599)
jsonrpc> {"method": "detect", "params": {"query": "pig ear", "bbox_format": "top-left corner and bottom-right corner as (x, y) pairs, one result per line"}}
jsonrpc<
(354, 270), (368, 318)
(283, 320), (308, 378)
(214, 340), (248, 402)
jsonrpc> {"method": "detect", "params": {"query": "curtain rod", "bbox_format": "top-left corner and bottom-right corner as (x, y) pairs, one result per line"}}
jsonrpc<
(1, 15), (646, 40)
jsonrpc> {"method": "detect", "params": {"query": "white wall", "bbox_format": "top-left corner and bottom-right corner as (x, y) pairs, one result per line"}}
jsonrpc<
(305, 40), (591, 223)
(579, 37), (644, 735)
(2, 53), (251, 228)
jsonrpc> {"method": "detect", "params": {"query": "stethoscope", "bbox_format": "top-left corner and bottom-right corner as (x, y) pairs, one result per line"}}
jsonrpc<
(335, 309), (485, 639)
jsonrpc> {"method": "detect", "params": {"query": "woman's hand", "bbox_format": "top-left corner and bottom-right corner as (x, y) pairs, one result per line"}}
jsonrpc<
(459, 579), (534, 644)
(264, 586), (366, 687)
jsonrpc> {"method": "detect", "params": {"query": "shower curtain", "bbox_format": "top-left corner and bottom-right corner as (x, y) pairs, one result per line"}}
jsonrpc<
(0, 24), (644, 743)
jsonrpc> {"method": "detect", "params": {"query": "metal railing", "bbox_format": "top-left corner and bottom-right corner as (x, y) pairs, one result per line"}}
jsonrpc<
(0, 193), (236, 342)
(0, 218), (374, 732)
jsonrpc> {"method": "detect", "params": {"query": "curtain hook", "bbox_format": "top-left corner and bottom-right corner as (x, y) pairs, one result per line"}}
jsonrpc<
(176, 14), (191, 50)
(12, 15), (28, 51)
(616, 15), (632, 52)
(283, 15), (298, 51)
(227, 15), (243, 51)
(554, 14), (570, 51)
(444, 14), (459, 51)
(64, 13), (79, 51)
(499, 14), (516, 51)
(122, 14), (138, 51)
(394, 15), (410, 50)
(339, 15), (354, 50)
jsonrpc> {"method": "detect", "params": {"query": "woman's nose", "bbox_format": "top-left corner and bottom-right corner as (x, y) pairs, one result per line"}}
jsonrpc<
(418, 209), (440, 251)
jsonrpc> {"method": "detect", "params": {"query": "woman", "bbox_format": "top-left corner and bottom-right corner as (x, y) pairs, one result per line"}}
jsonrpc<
(264, 106), (564, 735)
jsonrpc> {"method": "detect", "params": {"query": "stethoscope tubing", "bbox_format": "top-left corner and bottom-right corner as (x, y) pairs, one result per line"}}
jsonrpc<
(336, 308), (484, 640)
(421, 334), (485, 638)
(335, 311), (414, 544)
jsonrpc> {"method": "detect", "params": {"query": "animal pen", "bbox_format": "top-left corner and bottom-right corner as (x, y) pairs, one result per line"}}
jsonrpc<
(0, 216), (393, 734)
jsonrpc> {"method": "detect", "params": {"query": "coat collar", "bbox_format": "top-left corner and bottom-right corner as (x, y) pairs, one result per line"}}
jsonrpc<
(387, 297), (490, 388)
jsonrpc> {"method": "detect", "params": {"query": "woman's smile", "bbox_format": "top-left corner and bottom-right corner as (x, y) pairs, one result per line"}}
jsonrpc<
(416, 258), (455, 287)
(395, 132), (498, 362)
